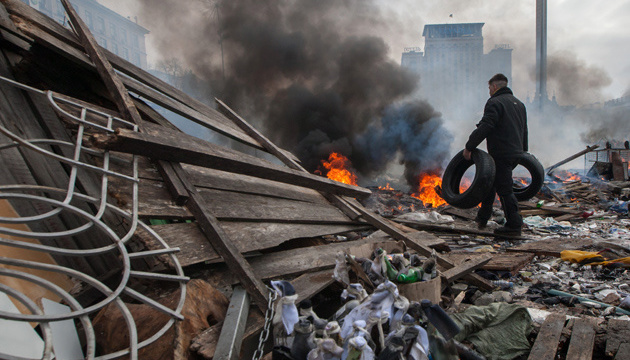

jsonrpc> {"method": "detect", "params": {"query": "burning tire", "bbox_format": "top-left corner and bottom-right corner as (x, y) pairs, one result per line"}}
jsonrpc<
(441, 149), (495, 209)
(513, 152), (545, 201)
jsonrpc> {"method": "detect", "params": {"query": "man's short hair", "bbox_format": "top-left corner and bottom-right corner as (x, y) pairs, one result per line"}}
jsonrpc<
(488, 73), (508, 87)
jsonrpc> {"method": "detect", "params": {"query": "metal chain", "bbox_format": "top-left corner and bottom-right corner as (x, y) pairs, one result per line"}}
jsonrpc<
(252, 286), (278, 360)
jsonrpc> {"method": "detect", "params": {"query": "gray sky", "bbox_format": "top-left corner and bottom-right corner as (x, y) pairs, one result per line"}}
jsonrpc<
(101, 0), (630, 101)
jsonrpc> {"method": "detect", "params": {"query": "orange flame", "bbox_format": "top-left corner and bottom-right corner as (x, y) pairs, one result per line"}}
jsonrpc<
(319, 152), (358, 186)
(555, 170), (581, 182)
(411, 173), (446, 207)
(379, 183), (394, 191)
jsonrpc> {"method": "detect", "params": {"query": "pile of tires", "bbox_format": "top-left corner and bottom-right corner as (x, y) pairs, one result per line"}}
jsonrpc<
(440, 150), (544, 209)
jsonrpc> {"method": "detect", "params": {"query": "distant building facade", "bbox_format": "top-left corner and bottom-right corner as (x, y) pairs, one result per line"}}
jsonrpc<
(23, 0), (149, 69)
(402, 23), (512, 113)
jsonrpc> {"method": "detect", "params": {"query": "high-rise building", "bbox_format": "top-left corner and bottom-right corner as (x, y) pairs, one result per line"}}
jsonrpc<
(402, 23), (512, 115)
(23, 0), (149, 69)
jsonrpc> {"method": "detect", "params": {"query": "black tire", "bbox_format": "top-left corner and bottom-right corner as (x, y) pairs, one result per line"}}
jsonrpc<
(513, 152), (545, 201)
(441, 149), (496, 209)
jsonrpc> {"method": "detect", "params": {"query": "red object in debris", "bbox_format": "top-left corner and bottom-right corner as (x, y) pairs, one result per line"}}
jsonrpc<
(581, 210), (594, 219)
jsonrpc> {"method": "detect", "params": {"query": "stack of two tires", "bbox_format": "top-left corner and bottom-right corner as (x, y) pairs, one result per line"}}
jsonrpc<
(440, 150), (544, 209)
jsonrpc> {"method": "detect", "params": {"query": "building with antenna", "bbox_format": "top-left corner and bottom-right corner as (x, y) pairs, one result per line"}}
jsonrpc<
(402, 23), (512, 113)
(22, 0), (149, 69)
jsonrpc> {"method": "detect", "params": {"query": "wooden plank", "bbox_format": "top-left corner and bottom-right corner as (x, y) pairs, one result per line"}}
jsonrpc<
(95, 122), (371, 199)
(546, 145), (599, 175)
(606, 319), (630, 357)
(175, 167), (269, 311)
(197, 189), (352, 223)
(527, 313), (565, 360)
(565, 317), (597, 360)
(110, 176), (355, 223)
(507, 237), (593, 257)
(444, 252), (534, 275)
(200, 237), (402, 288)
(122, 156), (331, 206)
(440, 254), (492, 283)
(183, 164), (330, 205)
(156, 161), (189, 206)
(150, 222), (371, 267)
(344, 197), (493, 290)
(59, 0), (142, 125)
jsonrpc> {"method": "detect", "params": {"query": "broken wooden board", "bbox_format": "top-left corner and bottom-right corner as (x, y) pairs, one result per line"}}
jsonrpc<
(149, 222), (371, 267)
(203, 238), (402, 286)
(444, 252), (534, 275)
(109, 176), (358, 223)
(439, 254), (492, 283)
(507, 237), (593, 257)
(121, 156), (333, 207)
(565, 317), (597, 360)
(527, 313), (566, 360)
(95, 121), (371, 199)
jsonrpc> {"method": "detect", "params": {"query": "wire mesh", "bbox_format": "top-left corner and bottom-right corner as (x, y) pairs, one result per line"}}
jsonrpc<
(0, 75), (188, 360)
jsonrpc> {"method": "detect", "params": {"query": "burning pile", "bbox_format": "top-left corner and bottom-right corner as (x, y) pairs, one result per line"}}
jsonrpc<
(317, 152), (359, 186)
(411, 173), (447, 208)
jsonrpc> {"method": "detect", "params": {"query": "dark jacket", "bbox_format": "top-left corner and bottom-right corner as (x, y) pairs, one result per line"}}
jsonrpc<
(465, 86), (528, 159)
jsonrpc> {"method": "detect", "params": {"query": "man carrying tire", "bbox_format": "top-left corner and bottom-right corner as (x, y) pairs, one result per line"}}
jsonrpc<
(463, 73), (528, 236)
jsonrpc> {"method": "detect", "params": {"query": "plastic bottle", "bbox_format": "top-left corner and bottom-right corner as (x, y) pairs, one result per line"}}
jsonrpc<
(382, 254), (399, 281)
(420, 299), (461, 341)
(396, 267), (424, 283)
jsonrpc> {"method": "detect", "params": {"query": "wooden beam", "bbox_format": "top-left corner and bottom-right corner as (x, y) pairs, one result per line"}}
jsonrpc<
(59, 0), (142, 125)
(527, 313), (565, 360)
(440, 254), (491, 283)
(175, 166), (269, 311)
(565, 317), (597, 360)
(96, 123), (371, 199)
(546, 145), (599, 175)
(155, 160), (189, 206)
(148, 222), (371, 268)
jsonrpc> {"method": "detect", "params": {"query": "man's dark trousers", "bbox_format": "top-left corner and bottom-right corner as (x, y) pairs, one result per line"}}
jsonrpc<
(476, 157), (523, 229)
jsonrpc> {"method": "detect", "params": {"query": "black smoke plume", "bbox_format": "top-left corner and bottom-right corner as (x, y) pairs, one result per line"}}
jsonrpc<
(137, 0), (453, 187)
